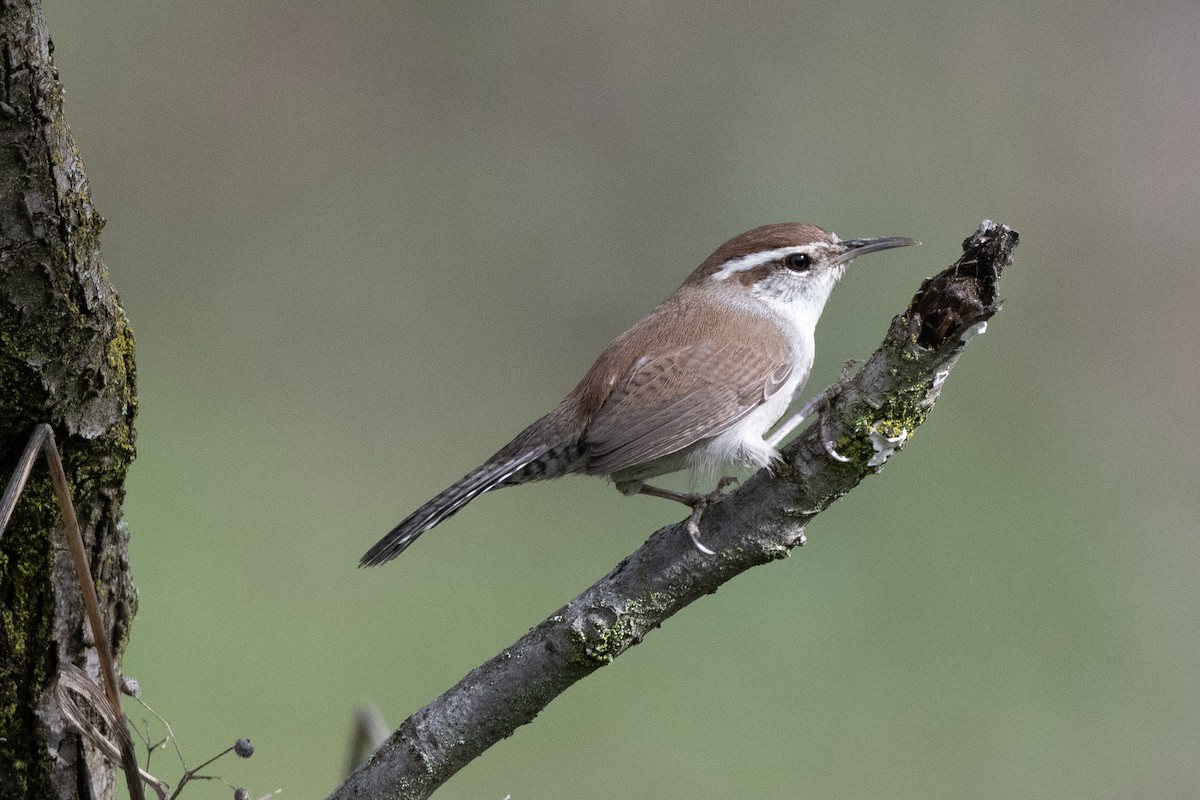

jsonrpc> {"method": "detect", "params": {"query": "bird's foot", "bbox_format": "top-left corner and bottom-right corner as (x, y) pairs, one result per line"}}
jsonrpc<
(767, 359), (858, 461)
(635, 477), (739, 555)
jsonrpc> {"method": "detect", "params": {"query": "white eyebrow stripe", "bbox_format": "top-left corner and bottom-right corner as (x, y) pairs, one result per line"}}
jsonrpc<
(711, 244), (823, 281)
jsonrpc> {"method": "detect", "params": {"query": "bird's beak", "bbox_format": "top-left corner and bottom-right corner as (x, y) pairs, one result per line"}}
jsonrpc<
(832, 236), (919, 265)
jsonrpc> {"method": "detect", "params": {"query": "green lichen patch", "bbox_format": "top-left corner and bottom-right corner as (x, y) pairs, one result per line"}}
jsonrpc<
(836, 381), (932, 470)
(572, 592), (672, 665)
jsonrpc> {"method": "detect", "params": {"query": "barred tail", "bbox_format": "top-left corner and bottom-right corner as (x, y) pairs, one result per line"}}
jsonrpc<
(360, 445), (553, 567)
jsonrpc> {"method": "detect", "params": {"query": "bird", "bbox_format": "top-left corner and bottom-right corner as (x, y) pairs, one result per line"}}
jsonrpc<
(361, 222), (915, 565)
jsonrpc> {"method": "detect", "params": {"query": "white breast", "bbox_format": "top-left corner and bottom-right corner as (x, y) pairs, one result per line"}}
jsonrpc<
(684, 323), (815, 476)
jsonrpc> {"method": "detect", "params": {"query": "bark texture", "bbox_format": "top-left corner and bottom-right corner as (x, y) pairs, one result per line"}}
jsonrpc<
(330, 221), (1017, 799)
(0, 2), (138, 798)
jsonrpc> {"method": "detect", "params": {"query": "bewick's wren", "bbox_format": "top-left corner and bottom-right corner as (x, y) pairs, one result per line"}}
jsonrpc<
(362, 222), (915, 565)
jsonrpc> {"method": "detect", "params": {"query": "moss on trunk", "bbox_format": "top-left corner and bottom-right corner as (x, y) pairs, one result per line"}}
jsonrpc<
(0, 3), (138, 798)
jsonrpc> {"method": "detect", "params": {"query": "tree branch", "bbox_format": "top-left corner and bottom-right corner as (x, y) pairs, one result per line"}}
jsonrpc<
(329, 221), (1017, 800)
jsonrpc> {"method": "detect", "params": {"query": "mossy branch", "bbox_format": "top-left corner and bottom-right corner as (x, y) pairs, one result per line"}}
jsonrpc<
(329, 221), (1018, 800)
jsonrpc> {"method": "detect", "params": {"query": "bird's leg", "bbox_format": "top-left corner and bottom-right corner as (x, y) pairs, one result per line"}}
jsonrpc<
(766, 359), (858, 462)
(621, 477), (739, 555)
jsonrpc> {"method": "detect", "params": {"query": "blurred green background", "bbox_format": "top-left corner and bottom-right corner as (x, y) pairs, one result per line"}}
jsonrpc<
(41, 1), (1199, 797)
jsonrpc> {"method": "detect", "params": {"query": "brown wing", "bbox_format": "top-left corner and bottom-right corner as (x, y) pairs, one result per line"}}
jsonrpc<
(582, 335), (792, 476)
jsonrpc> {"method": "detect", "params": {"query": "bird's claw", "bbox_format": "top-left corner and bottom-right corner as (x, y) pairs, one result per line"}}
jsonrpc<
(686, 508), (716, 555)
(817, 382), (852, 462)
(712, 475), (739, 495)
(685, 477), (738, 554)
(635, 477), (740, 555)
(822, 435), (851, 463)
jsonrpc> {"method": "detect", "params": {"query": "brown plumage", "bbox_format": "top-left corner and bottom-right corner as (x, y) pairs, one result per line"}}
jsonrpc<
(362, 223), (915, 565)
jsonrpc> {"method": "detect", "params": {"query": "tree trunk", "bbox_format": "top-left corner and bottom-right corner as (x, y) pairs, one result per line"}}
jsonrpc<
(0, 2), (138, 798)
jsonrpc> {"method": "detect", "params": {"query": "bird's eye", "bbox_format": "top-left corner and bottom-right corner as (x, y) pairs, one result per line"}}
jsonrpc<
(783, 252), (811, 271)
